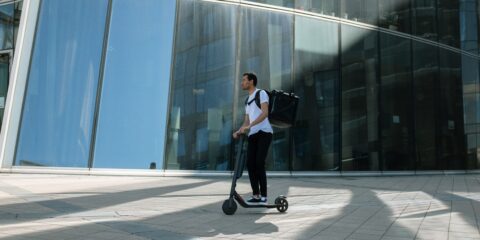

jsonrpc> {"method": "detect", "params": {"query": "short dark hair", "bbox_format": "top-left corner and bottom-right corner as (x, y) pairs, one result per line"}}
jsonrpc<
(243, 72), (257, 86)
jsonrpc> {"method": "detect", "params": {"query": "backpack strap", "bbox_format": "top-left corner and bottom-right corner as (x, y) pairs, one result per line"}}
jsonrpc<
(245, 96), (256, 105)
(254, 90), (262, 109)
(245, 89), (262, 107)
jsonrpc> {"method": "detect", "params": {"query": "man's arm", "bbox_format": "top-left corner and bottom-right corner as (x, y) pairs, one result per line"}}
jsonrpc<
(233, 114), (250, 138)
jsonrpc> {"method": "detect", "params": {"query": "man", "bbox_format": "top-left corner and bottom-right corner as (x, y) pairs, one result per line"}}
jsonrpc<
(233, 72), (273, 205)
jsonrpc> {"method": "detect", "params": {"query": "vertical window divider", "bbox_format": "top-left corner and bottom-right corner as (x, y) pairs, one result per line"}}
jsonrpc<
(231, 4), (242, 172)
(289, 13), (295, 174)
(337, 20), (343, 172)
(376, 20), (384, 171)
(433, 0), (440, 170)
(87, 0), (113, 169)
(409, 0), (419, 172)
(435, 45), (441, 170)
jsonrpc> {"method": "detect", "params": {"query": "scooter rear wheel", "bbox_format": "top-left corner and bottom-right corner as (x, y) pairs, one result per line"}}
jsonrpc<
(275, 197), (288, 213)
(222, 199), (237, 215)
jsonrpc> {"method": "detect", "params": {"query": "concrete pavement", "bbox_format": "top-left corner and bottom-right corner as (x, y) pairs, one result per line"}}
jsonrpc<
(0, 173), (480, 239)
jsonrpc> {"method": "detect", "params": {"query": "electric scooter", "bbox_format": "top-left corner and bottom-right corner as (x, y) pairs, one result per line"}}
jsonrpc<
(222, 134), (288, 215)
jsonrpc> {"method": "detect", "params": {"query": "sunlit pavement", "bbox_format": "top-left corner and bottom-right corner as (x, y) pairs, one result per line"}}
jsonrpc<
(1, 174), (480, 240)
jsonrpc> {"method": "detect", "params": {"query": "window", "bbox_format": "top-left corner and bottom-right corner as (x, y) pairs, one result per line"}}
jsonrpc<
(341, 25), (379, 171)
(15, 0), (108, 167)
(93, 0), (176, 169)
(293, 16), (339, 171)
(165, 0), (237, 170)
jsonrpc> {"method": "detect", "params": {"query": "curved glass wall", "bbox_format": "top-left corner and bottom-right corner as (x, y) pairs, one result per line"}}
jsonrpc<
(166, 0), (480, 172)
(247, 0), (480, 51)
(11, 0), (480, 172)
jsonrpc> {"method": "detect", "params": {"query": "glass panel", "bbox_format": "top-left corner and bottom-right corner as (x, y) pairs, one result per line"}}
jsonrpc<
(413, 41), (439, 170)
(379, 0), (411, 33)
(437, 0), (460, 48)
(295, 0), (338, 17)
(237, 7), (293, 171)
(165, 0), (237, 170)
(477, 133), (480, 169)
(340, 0), (378, 25)
(245, 0), (294, 8)
(13, 1), (21, 47)
(459, 0), (479, 54)
(0, 3), (13, 50)
(462, 56), (478, 123)
(293, 16), (339, 171)
(437, 49), (466, 169)
(379, 33), (415, 170)
(15, 0), (108, 167)
(412, 0), (437, 41)
(341, 25), (379, 171)
(462, 55), (478, 169)
(93, 0), (176, 169)
(0, 53), (8, 131)
(476, 63), (480, 169)
(466, 133), (477, 169)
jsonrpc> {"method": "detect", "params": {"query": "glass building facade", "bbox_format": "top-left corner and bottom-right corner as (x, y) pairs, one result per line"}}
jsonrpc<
(2, 0), (480, 173)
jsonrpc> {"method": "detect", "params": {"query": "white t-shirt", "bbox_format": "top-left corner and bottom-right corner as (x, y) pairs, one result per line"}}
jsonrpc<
(245, 89), (273, 136)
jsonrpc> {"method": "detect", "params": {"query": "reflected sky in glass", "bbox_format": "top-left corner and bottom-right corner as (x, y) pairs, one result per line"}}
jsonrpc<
(15, 0), (108, 167)
(93, 0), (176, 169)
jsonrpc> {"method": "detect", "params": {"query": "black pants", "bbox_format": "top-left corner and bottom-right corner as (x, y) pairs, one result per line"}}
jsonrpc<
(247, 131), (272, 197)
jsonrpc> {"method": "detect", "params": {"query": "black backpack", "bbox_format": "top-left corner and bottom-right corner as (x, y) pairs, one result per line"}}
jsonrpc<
(244, 89), (299, 128)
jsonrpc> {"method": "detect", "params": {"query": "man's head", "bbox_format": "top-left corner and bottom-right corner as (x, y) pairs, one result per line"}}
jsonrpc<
(241, 72), (257, 90)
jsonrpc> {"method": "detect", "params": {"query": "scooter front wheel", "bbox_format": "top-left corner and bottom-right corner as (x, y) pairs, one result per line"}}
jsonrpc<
(222, 199), (237, 215)
(275, 197), (288, 213)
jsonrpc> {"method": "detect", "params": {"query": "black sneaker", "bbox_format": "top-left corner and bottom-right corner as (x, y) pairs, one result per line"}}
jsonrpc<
(247, 196), (261, 204)
(259, 197), (267, 205)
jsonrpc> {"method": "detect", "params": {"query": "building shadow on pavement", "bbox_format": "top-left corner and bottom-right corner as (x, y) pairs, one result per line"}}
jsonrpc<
(0, 175), (479, 239)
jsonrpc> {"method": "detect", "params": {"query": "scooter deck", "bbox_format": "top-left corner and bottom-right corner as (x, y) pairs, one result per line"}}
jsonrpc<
(233, 191), (279, 209)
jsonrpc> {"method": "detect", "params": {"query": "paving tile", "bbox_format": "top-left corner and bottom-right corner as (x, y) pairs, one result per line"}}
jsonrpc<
(449, 231), (480, 239)
(346, 232), (383, 240)
(380, 236), (414, 240)
(354, 228), (387, 235)
(384, 227), (417, 238)
(415, 229), (448, 240)
(450, 224), (480, 234)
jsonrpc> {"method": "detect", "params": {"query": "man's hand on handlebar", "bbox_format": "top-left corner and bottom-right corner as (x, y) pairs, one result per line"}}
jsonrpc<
(232, 131), (240, 139)
(233, 125), (251, 139)
(240, 125), (250, 134)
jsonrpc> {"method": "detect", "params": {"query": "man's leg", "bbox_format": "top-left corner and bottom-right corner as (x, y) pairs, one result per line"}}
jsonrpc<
(256, 131), (272, 198)
(247, 133), (260, 196)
